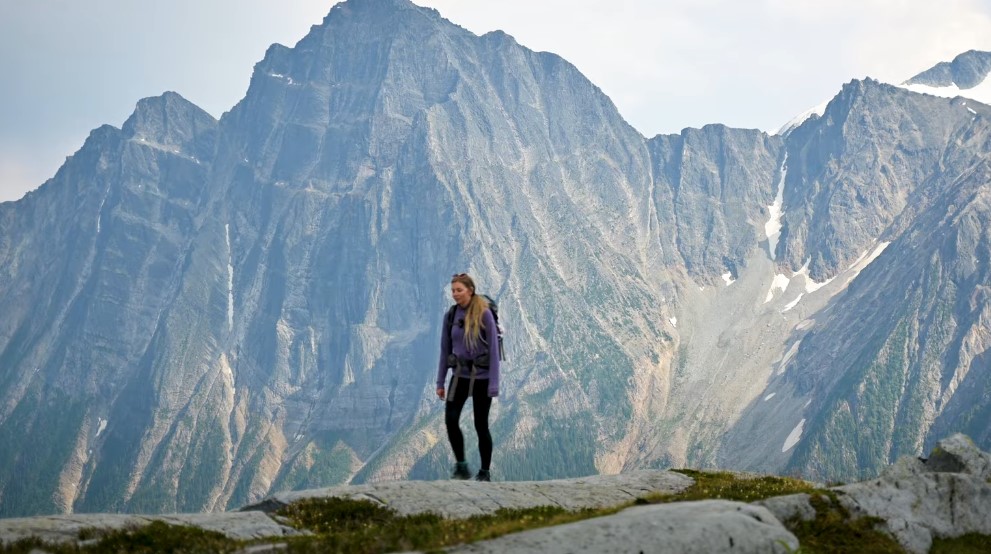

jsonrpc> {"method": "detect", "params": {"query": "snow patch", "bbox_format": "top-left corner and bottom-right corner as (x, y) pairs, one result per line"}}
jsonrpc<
(722, 272), (736, 286)
(764, 393), (776, 401)
(777, 99), (831, 135)
(765, 274), (791, 303)
(96, 184), (112, 234)
(669, 317), (678, 327)
(847, 242), (891, 280)
(765, 155), (787, 260)
(778, 340), (801, 374)
(897, 77), (991, 107)
(794, 259), (834, 293)
(782, 293), (804, 312)
(269, 72), (296, 85)
(782, 419), (806, 452)
(804, 275), (832, 294)
(95, 418), (107, 438)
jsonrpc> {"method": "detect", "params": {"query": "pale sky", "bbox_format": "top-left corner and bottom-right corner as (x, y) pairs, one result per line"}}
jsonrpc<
(2, 0), (990, 202)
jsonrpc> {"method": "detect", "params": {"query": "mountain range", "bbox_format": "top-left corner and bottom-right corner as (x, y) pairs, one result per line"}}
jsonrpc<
(0, 0), (989, 517)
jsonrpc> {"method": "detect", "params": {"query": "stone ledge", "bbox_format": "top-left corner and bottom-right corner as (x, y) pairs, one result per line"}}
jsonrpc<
(243, 469), (694, 519)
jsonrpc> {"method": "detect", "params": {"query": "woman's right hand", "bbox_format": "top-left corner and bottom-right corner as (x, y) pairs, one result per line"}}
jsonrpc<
(436, 387), (445, 400)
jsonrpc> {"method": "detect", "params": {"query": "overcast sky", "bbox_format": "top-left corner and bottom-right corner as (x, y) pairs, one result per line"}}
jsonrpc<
(2, 0), (990, 202)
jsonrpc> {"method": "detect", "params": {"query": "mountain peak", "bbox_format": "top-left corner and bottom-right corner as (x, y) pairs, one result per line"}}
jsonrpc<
(120, 91), (218, 157)
(318, 0), (442, 30)
(904, 49), (991, 89)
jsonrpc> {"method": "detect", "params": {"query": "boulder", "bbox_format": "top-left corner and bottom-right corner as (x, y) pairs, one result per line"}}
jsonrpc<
(923, 433), (991, 480)
(441, 500), (799, 554)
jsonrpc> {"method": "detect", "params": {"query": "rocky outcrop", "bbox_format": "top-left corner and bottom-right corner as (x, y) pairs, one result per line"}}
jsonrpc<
(243, 470), (693, 518)
(759, 434), (991, 554)
(446, 501), (799, 554)
(0, 470), (692, 546)
(3, 434), (989, 553)
(0, 511), (300, 545)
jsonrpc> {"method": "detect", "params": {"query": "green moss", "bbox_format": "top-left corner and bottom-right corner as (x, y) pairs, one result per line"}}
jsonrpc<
(639, 470), (907, 553)
(276, 497), (623, 554)
(646, 469), (823, 503)
(0, 521), (240, 554)
(931, 533), (991, 553)
(785, 494), (904, 553)
(84, 521), (238, 553)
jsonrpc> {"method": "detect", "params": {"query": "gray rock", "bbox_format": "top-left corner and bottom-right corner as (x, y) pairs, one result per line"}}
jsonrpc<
(755, 493), (817, 523)
(904, 49), (991, 89)
(924, 433), (991, 479)
(879, 455), (927, 481)
(836, 471), (991, 554)
(246, 470), (694, 519)
(0, 511), (300, 546)
(440, 500), (798, 554)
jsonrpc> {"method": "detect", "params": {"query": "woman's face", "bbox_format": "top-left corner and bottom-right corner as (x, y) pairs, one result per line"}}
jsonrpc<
(451, 282), (472, 307)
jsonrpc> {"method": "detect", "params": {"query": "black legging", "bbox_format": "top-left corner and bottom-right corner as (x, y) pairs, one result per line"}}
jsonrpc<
(445, 376), (493, 470)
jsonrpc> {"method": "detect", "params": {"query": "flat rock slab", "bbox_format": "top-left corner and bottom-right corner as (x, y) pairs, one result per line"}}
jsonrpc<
(245, 470), (694, 519)
(0, 511), (300, 545)
(440, 499), (799, 554)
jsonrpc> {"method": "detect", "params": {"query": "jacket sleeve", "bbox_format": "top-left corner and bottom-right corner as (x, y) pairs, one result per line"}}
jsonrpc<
(437, 311), (451, 390)
(483, 309), (500, 397)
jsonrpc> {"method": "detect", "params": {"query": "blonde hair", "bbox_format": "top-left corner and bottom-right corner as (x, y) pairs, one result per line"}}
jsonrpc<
(451, 274), (489, 351)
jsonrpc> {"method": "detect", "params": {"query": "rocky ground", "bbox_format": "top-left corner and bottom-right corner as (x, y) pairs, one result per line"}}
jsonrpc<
(1, 434), (989, 553)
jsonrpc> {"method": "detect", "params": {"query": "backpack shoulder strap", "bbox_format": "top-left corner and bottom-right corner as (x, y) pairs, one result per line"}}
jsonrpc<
(444, 304), (457, 336)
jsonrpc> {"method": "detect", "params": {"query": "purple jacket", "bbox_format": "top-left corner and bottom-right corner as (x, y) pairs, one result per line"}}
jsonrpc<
(436, 305), (500, 397)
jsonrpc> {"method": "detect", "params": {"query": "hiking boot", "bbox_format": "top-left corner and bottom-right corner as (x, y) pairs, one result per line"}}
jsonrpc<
(474, 469), (491, 482)
(451, 462), (471, 480)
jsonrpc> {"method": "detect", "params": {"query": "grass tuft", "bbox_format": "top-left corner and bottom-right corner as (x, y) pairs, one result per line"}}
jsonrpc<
(276, 497), (624, 553)
(640, 469), (822, 504)
(785, 494), (903, 553)
(931, 533), (991, 553)
(1, 521), (239, 553)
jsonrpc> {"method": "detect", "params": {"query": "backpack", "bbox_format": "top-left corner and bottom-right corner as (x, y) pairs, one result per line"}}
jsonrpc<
(445, 294), (505, 362)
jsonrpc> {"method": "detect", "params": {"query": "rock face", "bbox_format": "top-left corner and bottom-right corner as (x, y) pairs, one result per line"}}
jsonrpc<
(1, 0), (990, 517)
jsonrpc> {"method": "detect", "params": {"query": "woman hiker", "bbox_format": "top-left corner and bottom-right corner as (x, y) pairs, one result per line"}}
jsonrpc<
(436, 273), (500, 481)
